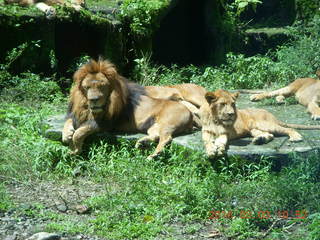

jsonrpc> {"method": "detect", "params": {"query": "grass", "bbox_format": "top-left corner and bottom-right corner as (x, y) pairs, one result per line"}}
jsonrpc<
(0, 86), (320, 238)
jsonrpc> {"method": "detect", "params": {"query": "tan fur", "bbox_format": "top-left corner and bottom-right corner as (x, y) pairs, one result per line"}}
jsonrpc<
(62, 59), (194, 159)
(200, 89), (320, 157)
(145, 83), (207, 127)
(4, 0), (84, 18)
(250, 72), (320, 120)
(145, 83), (207, 107)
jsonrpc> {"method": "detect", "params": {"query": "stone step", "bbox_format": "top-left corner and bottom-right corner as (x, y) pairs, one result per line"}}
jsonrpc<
(42, 92), (320, 163)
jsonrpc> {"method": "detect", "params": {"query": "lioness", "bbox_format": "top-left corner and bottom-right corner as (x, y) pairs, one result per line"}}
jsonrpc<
(200, 89), (320, 157)
(4, 0), (85, 18)
(250, 71), (320, 120)
(62, 59), (195, 159)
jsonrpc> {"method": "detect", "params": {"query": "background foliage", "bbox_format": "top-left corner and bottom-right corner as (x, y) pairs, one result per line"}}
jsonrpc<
(1, 1), (320, 239)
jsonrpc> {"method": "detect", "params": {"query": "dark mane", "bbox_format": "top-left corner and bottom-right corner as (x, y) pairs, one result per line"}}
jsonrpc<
(118, 80), (147, 121)
(127, 81), (147, 109)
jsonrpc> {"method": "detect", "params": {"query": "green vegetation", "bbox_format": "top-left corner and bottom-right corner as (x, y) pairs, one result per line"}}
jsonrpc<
(133, 15), (320, 91)
(0, 183), (12, 211)
(1, 4), (320, 240)
(118, 0), (170, 36)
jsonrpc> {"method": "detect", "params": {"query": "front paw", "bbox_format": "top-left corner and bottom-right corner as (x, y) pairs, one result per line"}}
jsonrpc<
(71, 147), (82, 155)
(207, 145), (225, 158)
(62, 131), (74, 145)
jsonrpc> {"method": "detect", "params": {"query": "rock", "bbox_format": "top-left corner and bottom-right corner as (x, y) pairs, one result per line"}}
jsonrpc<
(244, 27), (291, 55)
(55, 204), (68, 213)
(25, 232), (61, 240)
(42, 92), (320, 164)
(75, 205), (90, 214)
(4, 234), (17, 240)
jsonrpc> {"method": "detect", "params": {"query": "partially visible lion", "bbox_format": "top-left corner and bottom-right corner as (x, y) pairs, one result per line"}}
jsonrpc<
(145, 83), (207, 125)
(4, 0), (85, 19)
(200, 89), (320, 157)
(145, 83), (207, 107)
(62, 59), (195, 159)
(250, 71), (320, 120)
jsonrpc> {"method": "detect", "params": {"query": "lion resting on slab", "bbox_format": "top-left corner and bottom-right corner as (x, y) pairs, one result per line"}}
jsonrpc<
(250, 71), (320, 120)
(145, 83), (207, 125)
(145, 83), (207, 108)
(4, 0), (85, 19)
(62, 59), (195, 159)
(200, 89), (320, 158)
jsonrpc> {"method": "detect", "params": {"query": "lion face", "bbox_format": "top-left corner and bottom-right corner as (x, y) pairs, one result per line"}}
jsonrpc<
(81, 72), (112, 113)
(205, 90), (239, 126)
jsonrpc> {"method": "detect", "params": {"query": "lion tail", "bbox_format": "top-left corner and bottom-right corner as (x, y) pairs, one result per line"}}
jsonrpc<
(279, 122), (320, 130)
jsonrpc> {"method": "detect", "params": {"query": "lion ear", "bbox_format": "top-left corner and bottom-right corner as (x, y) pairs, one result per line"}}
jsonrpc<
(232, 92), (240, 100)
(205, 92), (218, 104)
(99, 60), (118, 81)
(73, 66), (88, 85)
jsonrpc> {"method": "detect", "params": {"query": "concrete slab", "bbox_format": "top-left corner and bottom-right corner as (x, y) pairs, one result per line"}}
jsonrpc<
(42, 93), (320, 160)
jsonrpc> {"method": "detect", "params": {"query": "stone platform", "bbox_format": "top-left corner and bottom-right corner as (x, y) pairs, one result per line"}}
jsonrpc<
(43, 93), (320, 160)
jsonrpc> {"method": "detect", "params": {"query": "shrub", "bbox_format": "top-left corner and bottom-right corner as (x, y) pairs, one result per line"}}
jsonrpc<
(2, 73), (63, 101)
(118, 0), (170, 36)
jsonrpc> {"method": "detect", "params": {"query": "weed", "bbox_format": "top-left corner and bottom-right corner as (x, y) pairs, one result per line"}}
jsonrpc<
(0, 183), (12, 211)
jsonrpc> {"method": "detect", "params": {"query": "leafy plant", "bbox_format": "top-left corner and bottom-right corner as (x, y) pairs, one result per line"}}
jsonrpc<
(118, 0), (170, 36)
(0, 41), (40, 89)
(234, 0), (262, 16)
(2, 73), (63, 102)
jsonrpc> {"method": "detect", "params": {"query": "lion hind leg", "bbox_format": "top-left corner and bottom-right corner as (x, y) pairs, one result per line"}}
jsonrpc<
(250, 86), (293, 102)
(250, 129), (274, 145)
(180, 100), (199, 116)
(257, 124), (302, 142)
(135, 124), (160, 148)
(147, 133), (173, 160)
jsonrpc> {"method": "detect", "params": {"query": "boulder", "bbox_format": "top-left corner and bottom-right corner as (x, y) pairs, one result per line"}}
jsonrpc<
(42, 92), (320, 162)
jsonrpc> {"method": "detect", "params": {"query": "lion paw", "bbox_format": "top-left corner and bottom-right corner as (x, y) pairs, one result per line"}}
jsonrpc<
(311, 114), (320, 121)
(289, 132), (303, 142)
(62, 130), (75, 145)
(252, 133), (273, 145)
(71, 148), (82, 155)
(207, 145), (225, 158)
(146, 153), (158, 160)
(250, 94), (264, 102)
(275, 95), (285, 104)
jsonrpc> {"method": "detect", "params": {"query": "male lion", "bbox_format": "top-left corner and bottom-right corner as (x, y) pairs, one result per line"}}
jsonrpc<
(250, 71), (320, 120)
(62, 59), (195, 159)
(4, 0), (85, 19)
(200, 89), (320, 157)
(145, 83), (207, 125)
